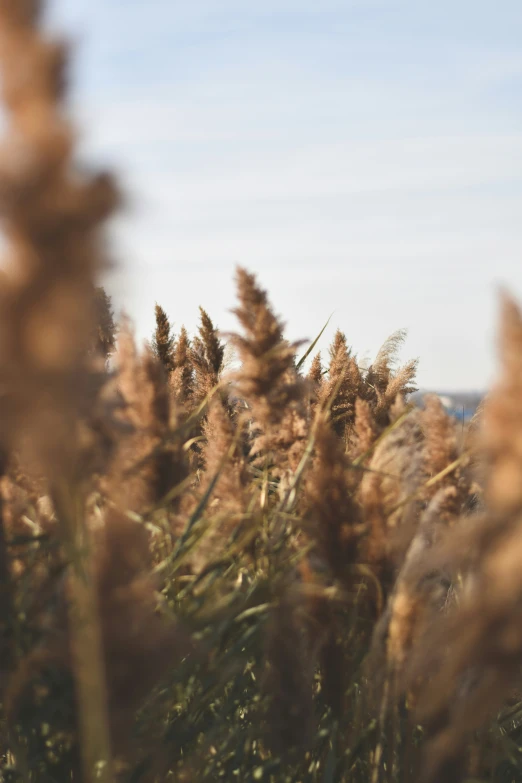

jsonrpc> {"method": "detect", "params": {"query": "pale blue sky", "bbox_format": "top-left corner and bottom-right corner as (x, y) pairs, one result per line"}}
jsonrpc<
(44, 0), (522, 390)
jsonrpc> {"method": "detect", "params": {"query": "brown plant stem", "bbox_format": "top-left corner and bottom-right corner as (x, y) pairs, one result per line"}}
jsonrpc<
(53, 481), (113, 783)
(0, 447), (14, 673)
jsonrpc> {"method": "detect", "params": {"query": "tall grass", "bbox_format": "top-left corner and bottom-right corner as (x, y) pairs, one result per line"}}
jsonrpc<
(0, 4), (520, 783)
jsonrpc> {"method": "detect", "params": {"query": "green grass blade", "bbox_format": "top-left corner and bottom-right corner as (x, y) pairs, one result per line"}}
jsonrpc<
(296, 313), (333, 371)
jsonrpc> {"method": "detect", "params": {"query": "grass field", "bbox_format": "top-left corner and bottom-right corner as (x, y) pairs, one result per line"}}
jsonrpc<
(0, 4), (522, 783)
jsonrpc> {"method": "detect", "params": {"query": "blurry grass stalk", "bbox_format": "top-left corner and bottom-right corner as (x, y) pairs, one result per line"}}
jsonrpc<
(0, 447), (14, 672)
(54, 480), (113, 783)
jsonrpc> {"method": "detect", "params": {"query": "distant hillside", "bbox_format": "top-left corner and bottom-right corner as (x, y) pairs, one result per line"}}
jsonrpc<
(410, 390), (485, 420)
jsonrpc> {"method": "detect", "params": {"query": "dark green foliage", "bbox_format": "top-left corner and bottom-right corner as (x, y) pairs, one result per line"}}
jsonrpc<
(91, 287), (117, 361)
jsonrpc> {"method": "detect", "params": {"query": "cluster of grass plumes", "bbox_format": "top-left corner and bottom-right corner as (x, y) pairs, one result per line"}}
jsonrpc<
(2, 4), (522, 783)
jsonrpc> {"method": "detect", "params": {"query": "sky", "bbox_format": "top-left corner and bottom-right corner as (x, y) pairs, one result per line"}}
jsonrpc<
(42, 0), (522, 391)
